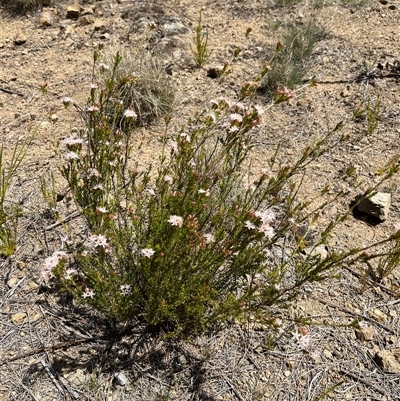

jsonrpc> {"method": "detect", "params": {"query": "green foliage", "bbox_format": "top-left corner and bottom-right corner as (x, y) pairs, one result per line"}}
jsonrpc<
(0, 138), (32, 257)
(44, 47), (400, 338)
(262, 20), (326, 94)
(190, 11), (211, 67)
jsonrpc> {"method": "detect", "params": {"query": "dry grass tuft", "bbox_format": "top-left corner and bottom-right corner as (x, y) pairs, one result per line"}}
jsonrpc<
(0, 0), (51, 12)
(100, 45), (176, 125)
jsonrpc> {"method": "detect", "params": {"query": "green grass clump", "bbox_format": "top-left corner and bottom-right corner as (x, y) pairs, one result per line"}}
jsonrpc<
(262, 20), (326, 94)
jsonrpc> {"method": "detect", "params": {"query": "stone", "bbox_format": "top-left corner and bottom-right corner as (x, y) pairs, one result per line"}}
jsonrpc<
(78, 15), (94, 26)
(369, 308), (387, 322)
(81, 6), (94, 15)
(66, 369), (87, 386)
(162, 21), (188, 35)
(25, 280), (39, 292)
(304, 245), (328, 260)
(374, 350), (400, 373)
(207, 66), (224, 79)
(14, 32), (26, 46)
(113, 372), (128, 386)
(39, 11), (55, 27)
(7, 276), (21, 288)
(94, 20), (108, 32)
(11, 312), (27, 324)
(66, 3), (81, 20)
(356, 326), (374, 342)
(357, 192), (391, 221)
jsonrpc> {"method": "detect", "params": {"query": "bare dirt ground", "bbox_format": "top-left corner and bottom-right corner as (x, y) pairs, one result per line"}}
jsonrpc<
(0, 0), (400, 400)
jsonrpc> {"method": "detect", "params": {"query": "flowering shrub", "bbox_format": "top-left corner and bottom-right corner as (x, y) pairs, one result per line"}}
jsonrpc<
(45, 47), (400, 337)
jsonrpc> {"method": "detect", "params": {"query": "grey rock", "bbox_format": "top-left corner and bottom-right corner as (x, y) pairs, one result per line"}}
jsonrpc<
(163, 21), (188, 35)
(304, 245), (328, 260)
(357, 192), (391, 221)
(113, 372), (128, 386)
(66, 369), (87, 387)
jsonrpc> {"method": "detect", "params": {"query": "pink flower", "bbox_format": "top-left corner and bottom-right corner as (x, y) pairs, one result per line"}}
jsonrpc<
(229, 113), (243, 123)
(204, 233), (215, 244)
(168, 215), (183, 227)
(124, 109), (137, 119)
(61, 97), (74, 107)
(43, 251), (68, 279)
(141, 248), (155, 258)
(86, 234), (110, 252)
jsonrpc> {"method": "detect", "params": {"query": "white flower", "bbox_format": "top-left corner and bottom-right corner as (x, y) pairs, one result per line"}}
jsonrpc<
(164, 175), (173, 184)
(198, 188), (210, 196)
(93, 183), (104, 191)
(298, 334), (311, 350)
(65, 151), (79, 160)
(259, 224), (275, 239)
(147, 189), (156, 196)
(204, 233), (215, 244)
(87, 168), (101, 178)
(87, 105), (99, 112)
(244, 221), (256, 230)
(89, 82), (98, 89)
(64, 268), (77, 280)
(124, 109), (137, 119)
(169, 140), (179, 153)
(141, 248), (155, 258)
(255, 208), (276, 224)
(96, 206), (108, 214)
(168, 215), (183, 227)
(43, 251), (68, 279)
(86, 234), (110, 252)
(253, 104), (264, 116)
(119, 284), (132, 296)
(61, 97), (74, 106)
(82, 288), (95, 299)
(229, 113), (243, 123)
(98, 63), (109, 71)
(180, 132), (191, 142)
(62, 136), (84, 146)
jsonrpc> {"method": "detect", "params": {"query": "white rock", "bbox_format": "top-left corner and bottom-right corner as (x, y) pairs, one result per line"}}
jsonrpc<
(357, 192), (391, 221)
